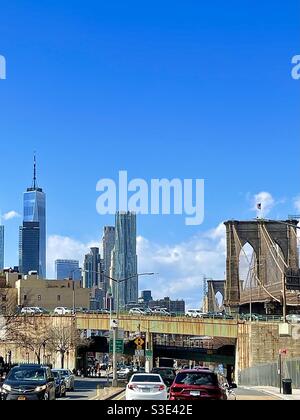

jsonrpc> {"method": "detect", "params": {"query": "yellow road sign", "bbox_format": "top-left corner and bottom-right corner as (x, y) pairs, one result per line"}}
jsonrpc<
(134, 337), (145, 348)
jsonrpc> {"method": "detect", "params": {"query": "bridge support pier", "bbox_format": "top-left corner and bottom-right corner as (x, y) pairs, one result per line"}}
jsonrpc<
(145, 332), (153, 373)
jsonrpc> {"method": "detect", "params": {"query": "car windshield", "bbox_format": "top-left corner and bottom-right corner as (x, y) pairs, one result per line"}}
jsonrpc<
(131, 375), (161, 383)
(52, 372), (60, 378)
(175, 372), (218, 386)
(60, 370), (70, 377)
(8, 368), (46, 382)
(153, 369), (174, 376)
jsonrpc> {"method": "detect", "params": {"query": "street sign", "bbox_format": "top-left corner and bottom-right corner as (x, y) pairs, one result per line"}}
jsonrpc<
(109, 329), (125, 340)
(109, 339), (124, 354)
(135, 350), (145, 357)
(279, 349), (288, 355)
(134, 337), (145, 348)
(145, 350), (153, 358)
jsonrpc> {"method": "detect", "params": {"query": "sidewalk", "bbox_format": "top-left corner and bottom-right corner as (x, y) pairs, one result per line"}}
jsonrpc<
(246, 386), (300, 401)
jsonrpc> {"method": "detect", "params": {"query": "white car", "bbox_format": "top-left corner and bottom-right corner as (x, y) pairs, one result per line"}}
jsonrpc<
(126, 373), (168, 401)
(21, 307), (43, 315)
(54, 307), (73, 315)
(152, 308), (171, 316)
(129, 308), (146, 316)
(186, 309), (205, 318)
(286, 314), (300, 324)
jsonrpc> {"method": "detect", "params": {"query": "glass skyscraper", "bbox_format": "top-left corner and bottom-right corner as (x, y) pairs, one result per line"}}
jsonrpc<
(55, 259), (81, 281)
(102, 226), (115, 293)
(83, 247), (103, 289)
(21, 157), (46, 277)
(111, 212), (138, 309)
(19, 222), (40, 274)
(0, 225), (4, 270)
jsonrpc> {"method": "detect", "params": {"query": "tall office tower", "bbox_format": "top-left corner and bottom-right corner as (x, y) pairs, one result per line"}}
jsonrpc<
(22, 156), (46, 277)
(55, 259), (81, 281)
(102, 226), (115, 293)
(0, 225), (4, 270)
(111, 212), (138, 309)
(19, 222), (40, 274)
(83, 247), (103, 289)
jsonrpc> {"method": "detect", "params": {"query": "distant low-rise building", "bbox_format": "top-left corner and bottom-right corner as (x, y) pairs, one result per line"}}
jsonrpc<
(149, 297), (186, 314)
(2, 272), (90, 311)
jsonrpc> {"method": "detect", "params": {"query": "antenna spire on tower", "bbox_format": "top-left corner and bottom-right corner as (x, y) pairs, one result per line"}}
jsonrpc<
(33, 152), (37, 189)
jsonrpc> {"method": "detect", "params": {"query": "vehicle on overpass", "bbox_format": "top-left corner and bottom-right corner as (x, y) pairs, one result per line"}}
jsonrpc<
(129, 308), (146, 316)
(186, 309), (205, 318)
(53, 307), (72, 315)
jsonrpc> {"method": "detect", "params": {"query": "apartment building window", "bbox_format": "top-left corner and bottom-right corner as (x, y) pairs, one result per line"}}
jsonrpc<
(38, 295), (41, 301)
(2, 295), (7, 302)
(24, 295), (27, 301)
(57, 295), (61, 302)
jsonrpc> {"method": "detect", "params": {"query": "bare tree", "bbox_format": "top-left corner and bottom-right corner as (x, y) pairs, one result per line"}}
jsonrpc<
(1, 316), (51, 364)
(47, 324), (88, 369)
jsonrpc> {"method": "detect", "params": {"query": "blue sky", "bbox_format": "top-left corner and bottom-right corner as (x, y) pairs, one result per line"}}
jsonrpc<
(0, 1), (299, 307)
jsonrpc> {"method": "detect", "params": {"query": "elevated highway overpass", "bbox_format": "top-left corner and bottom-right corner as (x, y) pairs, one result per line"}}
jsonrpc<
(75, 313), (239, 339)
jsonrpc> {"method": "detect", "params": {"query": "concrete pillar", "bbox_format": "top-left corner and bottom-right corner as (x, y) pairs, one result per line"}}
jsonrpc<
(145, 332), (153, 373)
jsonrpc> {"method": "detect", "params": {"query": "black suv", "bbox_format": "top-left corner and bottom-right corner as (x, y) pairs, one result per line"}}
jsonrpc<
(1, 364), (56, 401)
(151, 367), (176, 387)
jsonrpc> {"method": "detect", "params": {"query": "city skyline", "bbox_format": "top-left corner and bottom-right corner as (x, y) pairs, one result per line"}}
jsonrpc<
(1, 1), (299, 309)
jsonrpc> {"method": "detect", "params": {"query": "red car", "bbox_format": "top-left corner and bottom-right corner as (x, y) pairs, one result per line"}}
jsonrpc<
(169, 369), (233, 401)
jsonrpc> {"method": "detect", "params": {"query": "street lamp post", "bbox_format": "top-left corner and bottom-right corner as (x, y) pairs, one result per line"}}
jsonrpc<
(101, 272), (155, 387)
(83, 270), (156, 387)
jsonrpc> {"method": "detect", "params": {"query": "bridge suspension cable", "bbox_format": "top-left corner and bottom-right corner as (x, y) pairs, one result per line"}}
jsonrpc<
(232, 225), (281, 302)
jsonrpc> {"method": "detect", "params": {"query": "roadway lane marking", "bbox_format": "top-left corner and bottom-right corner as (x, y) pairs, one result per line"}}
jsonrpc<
(114, 392), (125, 401)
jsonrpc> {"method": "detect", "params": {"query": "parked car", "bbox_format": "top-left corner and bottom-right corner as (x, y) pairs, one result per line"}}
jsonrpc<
(52, 369), (75, 391)
(1, 364), (56, 401)
(126, 373), (168, 401)
(169, 369), (236, 400)
(151, 367), (176, 387)
(53, 307), (72, 315)
(52, 370), (66, 398)
(186, 310), (205, 318)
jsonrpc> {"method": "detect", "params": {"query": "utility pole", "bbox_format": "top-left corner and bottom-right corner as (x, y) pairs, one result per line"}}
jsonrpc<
(110, 318), (118, 388)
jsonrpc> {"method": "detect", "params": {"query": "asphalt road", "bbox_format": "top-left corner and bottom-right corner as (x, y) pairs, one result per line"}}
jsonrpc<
(60, 378), (109, 401)
(113, 387), (280, 401)
(59, 380), (280, 401)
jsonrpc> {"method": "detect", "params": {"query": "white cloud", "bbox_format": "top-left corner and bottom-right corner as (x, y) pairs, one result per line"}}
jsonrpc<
(294, 196), (300, 213)
(2, 210), (21, 221)
(46, 225), (227, 309)
(137, 227), (226, 309)
(47, 235), (99, 278)
(252, 192), (275, 217)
